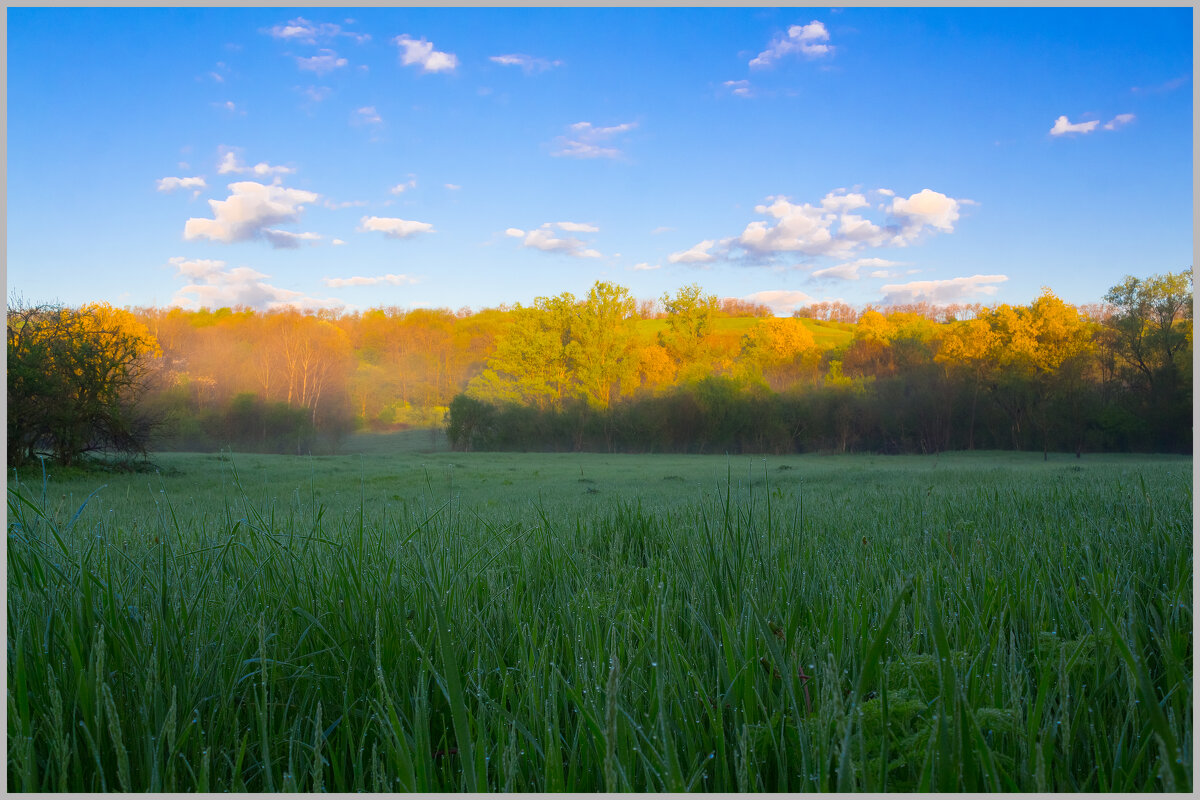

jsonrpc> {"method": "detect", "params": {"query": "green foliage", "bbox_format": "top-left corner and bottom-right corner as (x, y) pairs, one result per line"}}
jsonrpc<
(7, 301), (161, 467)
(6, 451), (1191, 791)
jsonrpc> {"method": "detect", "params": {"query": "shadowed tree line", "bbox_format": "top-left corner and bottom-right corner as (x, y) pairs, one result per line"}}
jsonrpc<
(447, 273), (1192, 456)
(7, 271), (1191, 464)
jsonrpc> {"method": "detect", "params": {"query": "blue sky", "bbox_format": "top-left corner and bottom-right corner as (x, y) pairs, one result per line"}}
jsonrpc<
(7, 7), (1193, 315)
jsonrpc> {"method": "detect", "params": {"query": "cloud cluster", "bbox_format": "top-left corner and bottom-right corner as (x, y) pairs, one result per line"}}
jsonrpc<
(157, 176), (206, 193)
(323, 273), (418, 288)
(552, 121), (637, 159)
(184, 181), (319, 245)
(264, 17), (370, 45)
(358, 215), (435, 238)
(1050, 113), (1135, 136)
(218, 149), (295, 177)
(296, 49), (349, 74)
(490, 53), (562, 73)
(811, 257), (900, 281)
(168, 257), (342, 311)
(353, 106), (382, 126)
(879, 274), (1008, 304)
(262, 229), (321, 249)
(390, 176), (417, 194)
(723, 80), (753, 98)
(750, 21), (833, 68)
(668, 188), (966, 266)
(394, 35), (458, 73)
(505, 222), (602, 258)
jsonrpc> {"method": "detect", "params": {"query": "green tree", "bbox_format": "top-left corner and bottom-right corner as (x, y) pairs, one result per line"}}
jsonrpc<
(569, 282), (638, 409)
(8, 301), (162, 467)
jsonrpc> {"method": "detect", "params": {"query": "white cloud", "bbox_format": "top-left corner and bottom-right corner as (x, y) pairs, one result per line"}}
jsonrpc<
(323, 273), (419, 288)
(741, 290), (816, 315)
(812, 257), (899, 281)
(668, 239), (719, 264)
(1103, 113), (1135, 131)
(303, 85), (333, 103)
(331, 238), (346, 246)
(390, 176), (417, 194)
(184, 181), (319, 244)
(217, 149), (295, 177)
(444, 183), (461, 190)
(265, 17), (371, 45)
(323, 198), (368, 210)
(632, 262), (661, 271)
(262, 229), (322, 249)
(393, 35), (458, 73)
(651, 226), (674, 234)
(213, 100), (241, 114)
(750, 21), (833, 69)
(168, 257), (342, 311)
(353, 106), (382, 125)
(490, 53), (562, 73)
(888, 189), (960, 238)
(157, 176), (207, 193)
(736, 188), (962, 259)
(552, 221), (599, 233)
(879, 274), (1008, 305)
(1049, 115), (1099, 136)
(358, 215), (435, 238)
(552, 121), (637, 159)
(723, 79), (753, 98)
(296, 49), (348, 74)
(507, 223), (601, 258)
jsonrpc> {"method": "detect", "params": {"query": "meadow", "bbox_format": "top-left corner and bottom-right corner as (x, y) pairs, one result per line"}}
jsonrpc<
(6, 439), (1192, 792)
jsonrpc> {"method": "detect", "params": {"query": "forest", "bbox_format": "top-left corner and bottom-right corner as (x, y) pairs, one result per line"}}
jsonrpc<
(6, 271), (1192, 466)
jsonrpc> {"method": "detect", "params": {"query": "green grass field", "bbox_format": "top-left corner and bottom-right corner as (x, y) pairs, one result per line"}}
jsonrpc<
(7, 447), (1192, 791)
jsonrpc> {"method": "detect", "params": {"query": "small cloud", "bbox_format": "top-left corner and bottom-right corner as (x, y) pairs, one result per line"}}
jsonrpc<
(157, 176), (207, 193)
(213, 100), (243, 114)
(552, 121), (637, 159)
(1131, 75), (1189, 94)
(812, 257), (900, 281)
(651, 226), (674, 234)
(323, 273), (418, 288)
(323, 198), (368, 210)
(742, 289), (816, 315)
(1049, 115), (1099, 136)
(393, 34), (458, 73)
(632, 262), (661, 271)
(262, 229), (322, 249)
(353, 105), (382, 125)
(358, 215), (435, 239)
(390, 176), (417, 194)
(303, 85), (333, 103)
(723, 79), (753, 98)
(264, 17), (369, 45)
(489, 53), (562, 73)
(879, 274), (1008, 304)
(296, 49), (348, 74)
(552, 221), (598, 233)
(184, 181), (319, 244)
(750, 20), (833, 69)
(506, 222), (601, 258)
(217, 148), (295, 177)
(444, 183), (461, 190)
(668, 239), (719, 264)
(331, 238), (346, 246)
(1103, 113), (1135, 131)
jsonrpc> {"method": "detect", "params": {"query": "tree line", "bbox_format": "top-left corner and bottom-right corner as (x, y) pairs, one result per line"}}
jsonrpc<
(6, 270), (1191, 465)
